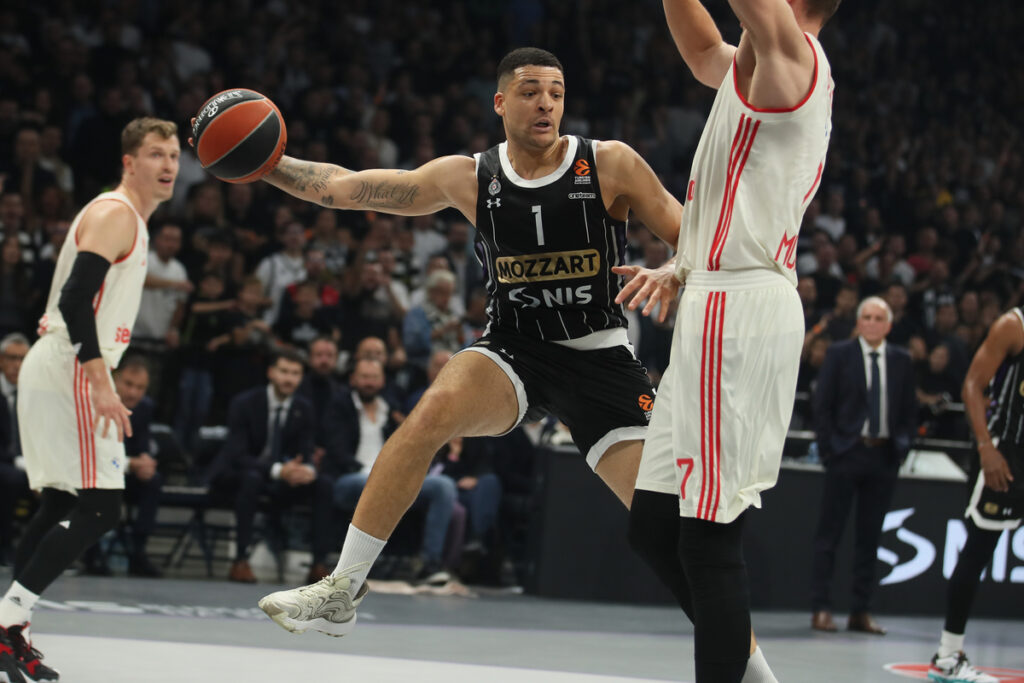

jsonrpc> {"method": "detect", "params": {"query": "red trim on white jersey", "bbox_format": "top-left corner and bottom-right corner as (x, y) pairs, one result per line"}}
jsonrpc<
(732, 34), (819, 114)
(113, 222), (139, 264)
(708, 115), (760, 271)
(698, 293), (715, 516)
(803, 161), (824, 203)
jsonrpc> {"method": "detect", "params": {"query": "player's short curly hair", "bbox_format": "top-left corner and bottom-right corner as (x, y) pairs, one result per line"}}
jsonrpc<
(806, 0), (842, 23)
(121, 117), (177, 156)
(496, 47), (564, 88)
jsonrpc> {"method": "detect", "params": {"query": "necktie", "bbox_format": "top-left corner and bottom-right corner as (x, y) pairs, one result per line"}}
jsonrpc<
(10, 389), (19, 457)
(868, 351), (881, 437)
(270, 405), (285, 463)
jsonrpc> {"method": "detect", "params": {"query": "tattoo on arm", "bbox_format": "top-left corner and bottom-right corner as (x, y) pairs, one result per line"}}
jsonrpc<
(270, 159), (341, 195)
(350, 181), (420, 209)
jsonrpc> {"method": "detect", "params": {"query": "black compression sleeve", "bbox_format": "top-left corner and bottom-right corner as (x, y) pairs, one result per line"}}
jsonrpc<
(57, 251), (110, 363)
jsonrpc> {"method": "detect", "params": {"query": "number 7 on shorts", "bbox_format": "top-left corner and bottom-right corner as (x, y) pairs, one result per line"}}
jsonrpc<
(676, 458), (695, 499)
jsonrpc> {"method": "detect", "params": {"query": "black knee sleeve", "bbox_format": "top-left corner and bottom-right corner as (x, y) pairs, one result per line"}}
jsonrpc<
(678, 514), (750, 683)
(14, 488), (78, 579)
(628, 490), (695, 621)
(17, 489), (122, 595)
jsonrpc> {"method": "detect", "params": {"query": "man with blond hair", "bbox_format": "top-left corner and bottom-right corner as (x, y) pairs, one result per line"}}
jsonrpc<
(0, 117), (179, 682)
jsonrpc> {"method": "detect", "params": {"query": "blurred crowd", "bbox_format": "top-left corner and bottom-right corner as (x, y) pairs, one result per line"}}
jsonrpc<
(0, 0), (1021, 575)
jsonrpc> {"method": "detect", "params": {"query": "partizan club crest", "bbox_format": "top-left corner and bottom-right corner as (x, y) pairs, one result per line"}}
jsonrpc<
(488, 176), (501, 196)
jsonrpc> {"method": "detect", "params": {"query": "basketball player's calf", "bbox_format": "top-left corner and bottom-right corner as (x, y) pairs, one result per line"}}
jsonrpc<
(0, 488), (121, 682)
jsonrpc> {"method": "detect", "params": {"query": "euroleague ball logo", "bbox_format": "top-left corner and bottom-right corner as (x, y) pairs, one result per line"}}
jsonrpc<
(638, 394), (654, 420)
(193, 90), (245, 135)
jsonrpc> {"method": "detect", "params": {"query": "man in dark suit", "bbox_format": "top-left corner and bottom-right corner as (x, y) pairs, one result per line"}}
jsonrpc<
(295, 336), (343, 469)
(812, 296), (918, 635)
(209, 349), (331, 584)
(0, 334), (30, 566)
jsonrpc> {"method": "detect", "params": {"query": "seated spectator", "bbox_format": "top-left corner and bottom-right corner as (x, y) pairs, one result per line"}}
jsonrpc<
(462, 287), (489, 344)
(296, 336), (344, 464)
(326, 358), (455, 584)
(883, 281), (920, 347)
(0, 333), (30, 565)
(254, 221), (307, 325)
(403, 270), (463, 369)
(0, 235), (35, 338)
(916, 344), (963, 439)
(340, 261), (403, 353)
(207, 350), (332, 584)
(353, 335), (425, 412)
(116, 358), (164, 577)
(217, 276), (276, 403)
(430, 436), (503, 584)
(174, 272), (234, 454)
(274, 280), (340, 349)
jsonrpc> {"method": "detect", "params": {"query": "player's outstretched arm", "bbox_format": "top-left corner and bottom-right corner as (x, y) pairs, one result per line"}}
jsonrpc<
(598, 140), (683, 321)
(663, 0), (736, 88)
(962, 313), (1023, 492)
(265, 154), (475, 217)
(726, 0), (816, 108)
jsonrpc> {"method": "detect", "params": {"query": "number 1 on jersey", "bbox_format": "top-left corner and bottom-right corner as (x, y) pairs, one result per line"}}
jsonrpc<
(532, 205), (545, 246)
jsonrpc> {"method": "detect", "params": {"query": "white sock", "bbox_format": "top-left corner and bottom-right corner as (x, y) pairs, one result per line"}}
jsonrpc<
(742, 646), (778, 683)
(0, 582), (39, 629)
(938, 630), (965, 658)
(333, 524), (387, 592)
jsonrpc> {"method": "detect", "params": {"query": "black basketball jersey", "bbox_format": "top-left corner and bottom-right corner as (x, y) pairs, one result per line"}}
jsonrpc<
(472, 135), (628, 342)
(988, 308), (1024, 448)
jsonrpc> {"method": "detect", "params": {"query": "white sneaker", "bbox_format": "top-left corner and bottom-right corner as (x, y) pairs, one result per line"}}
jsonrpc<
(258, 569), (370, 637)
(928, 651), (998, 683)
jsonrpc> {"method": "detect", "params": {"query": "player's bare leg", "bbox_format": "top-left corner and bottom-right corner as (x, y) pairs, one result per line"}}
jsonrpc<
(258, 351), (519, 636)
(594, 440), (643, 507)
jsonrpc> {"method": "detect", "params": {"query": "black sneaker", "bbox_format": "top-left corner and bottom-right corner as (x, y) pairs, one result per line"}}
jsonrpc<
(0, 625), (25, 683)
(413, 557), (451, 586)
(2, 624), (59, 682)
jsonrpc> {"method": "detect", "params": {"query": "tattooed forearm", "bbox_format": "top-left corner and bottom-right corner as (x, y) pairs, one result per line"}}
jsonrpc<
(350, 181), (420, 209)
(312, 166), (335, 193)
(269, 158), (345, 198)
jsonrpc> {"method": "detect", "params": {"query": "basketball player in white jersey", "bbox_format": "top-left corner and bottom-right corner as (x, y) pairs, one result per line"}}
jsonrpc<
(616, 1), (839, 681)
(0, 117), (179, 683)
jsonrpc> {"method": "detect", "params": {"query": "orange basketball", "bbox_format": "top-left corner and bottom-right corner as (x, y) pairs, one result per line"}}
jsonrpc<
(192, 89), (286, 183)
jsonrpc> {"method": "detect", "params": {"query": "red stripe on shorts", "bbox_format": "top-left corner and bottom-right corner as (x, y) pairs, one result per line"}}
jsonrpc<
(697, 292), (715, 517)
(711, 293), (726, 520)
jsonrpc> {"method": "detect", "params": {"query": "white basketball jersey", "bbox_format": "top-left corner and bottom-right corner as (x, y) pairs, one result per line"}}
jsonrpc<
(38, 191), (150, 368)
(676, 34), (833, 286)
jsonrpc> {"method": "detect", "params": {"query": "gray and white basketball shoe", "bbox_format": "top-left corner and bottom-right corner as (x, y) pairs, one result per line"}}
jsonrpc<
(258, 566), (370, 637)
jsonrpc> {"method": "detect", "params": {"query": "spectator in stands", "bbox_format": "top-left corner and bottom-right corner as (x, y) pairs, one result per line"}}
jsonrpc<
(273, 280), (339, 350)
(1, 127), (58, 212)
(255, 221), (307, 325)
(308, 208), (349, 275)
(0, 236), (34, 338)
(113, 357), (164, 577)
(883, 281), (919, 347)
(340, 261), (402, 354)
(174, 271), (233, 454)
(218, 276), (276, 401)
(327, 358), (455, 584)
(0, 333), (29, 566)
(443, 220), (482, 306)
(296, 336), (343, 464)
(135, 221), (192, 345)
(814, 189), (847, 242)
(403, 270), (463, 369)
(811, 296), (918, 635)
(352, 335), (423, 412)
(208, 350), (331, 584)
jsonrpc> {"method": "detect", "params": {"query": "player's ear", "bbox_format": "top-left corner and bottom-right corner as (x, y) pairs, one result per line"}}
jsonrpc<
(494, 91), (505, 117)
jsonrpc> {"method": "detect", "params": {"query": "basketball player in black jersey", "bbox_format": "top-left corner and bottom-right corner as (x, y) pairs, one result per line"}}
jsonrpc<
(250, 47), (689, 638)
(925, 309), (1024, 683)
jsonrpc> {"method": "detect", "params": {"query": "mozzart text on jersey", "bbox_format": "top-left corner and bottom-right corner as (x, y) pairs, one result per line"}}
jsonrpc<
(496, 249), (600, 284)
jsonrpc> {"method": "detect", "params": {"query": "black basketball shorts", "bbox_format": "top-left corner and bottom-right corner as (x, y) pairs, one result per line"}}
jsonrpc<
(460, 330), (655, 469)
(966, 441), (1024, 530)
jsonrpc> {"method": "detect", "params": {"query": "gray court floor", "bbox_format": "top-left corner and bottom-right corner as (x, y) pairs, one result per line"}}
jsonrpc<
(3, 569), (1022, 682)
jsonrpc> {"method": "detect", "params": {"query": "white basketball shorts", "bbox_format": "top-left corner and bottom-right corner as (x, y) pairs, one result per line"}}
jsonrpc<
(18, 334), (126, 492)
(636, 269), (804, 523)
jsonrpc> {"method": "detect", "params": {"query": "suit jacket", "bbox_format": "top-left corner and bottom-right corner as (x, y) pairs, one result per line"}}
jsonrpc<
(814, 338), (917, 463)
(208, 386), (315, 481)
(321, 387), (399, 478)
(124, 396), (154, 458)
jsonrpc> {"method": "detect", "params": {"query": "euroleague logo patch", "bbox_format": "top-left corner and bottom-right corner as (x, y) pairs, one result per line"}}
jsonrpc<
(884, 662), (1024, 681)
(574, 159), (591, 176)
(638, 393), (654, 420)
